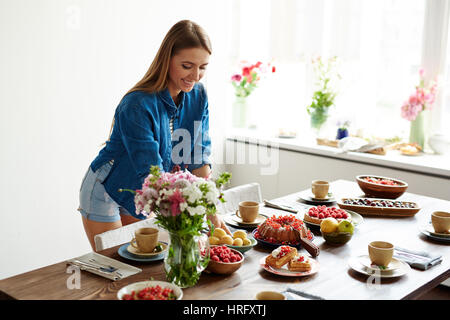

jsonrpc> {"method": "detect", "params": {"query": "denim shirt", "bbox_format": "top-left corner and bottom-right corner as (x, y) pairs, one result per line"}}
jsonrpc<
(90, 82), (211, 217)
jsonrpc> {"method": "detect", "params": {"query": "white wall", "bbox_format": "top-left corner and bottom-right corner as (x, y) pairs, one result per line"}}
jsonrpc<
(0, 0), (231, 279)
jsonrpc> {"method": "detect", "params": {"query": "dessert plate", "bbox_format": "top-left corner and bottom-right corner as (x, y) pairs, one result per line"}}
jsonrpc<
(259, 256), (319, 277)
(348, 255), (410, 278)
(358, 255), (403, 272)
(303, 209), (363, 229)
(118, 242), (167, 262)
(127, 241), (168, 257)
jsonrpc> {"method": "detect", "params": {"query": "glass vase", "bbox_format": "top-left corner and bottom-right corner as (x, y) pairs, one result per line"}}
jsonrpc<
(409, 111), (425, 150)
(310, 107), (329, 134)
(164, 231), (210, 288)
(232, 96), (248, 128)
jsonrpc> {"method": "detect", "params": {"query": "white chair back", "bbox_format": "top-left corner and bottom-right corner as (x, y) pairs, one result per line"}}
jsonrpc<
(216, 182), (262, 215)
(93, 218), (169, 251)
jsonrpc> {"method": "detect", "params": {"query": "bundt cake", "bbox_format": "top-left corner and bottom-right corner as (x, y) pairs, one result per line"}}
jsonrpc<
(255, 214), (313, 245)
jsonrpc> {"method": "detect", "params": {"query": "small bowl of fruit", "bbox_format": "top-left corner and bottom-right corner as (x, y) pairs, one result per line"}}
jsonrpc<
(320, 217), (354, 245)
(206, 245), (244, 275)
(356, 175), (408, 199)
(209, 228), (257, 254)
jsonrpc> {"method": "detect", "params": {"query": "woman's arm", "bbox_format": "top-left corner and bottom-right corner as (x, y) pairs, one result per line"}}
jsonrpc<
(192, 164), (211, 179)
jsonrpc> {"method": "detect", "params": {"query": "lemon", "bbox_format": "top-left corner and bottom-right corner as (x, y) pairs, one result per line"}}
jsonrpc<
(213, 228), (227, 238)
(232, 238), (243, 246)
(220, 235), (234, 245)
(233, 230), (247, 240)
(209, 236), (220, 245)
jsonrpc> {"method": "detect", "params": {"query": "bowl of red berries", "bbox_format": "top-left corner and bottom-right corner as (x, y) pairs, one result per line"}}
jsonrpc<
(206, 245), (244, 275)
(117, 280), (182, 300)
(356, 175), (408, 199)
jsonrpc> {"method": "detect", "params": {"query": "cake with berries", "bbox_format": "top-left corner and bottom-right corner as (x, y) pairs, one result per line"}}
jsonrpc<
(303, 206), (351, 225)
(288, 253), (311, 272)
(265, 246), (297, 269)
(255, 214), (313, 245)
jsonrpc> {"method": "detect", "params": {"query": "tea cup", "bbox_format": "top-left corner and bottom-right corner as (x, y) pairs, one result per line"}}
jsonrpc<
(431, 211), (450, 234)
(311, 180), (329, 199)
(131, 227), (159, 253)
(368, 241), (394, 267)
(236, 201), (259, 223)
(255, 291), (286, 300)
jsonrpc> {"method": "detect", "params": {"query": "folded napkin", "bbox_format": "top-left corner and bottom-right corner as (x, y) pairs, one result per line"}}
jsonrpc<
(67, 252), (142, 281)
(393, 247), (443, 270)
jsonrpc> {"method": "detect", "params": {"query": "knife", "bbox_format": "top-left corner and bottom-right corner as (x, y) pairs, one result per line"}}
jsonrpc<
(263, 199), (299, 213)
(296, 224), (320, 258)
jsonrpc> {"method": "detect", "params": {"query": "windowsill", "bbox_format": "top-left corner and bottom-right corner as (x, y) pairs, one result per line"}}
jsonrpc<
(226, 128), (450, 179)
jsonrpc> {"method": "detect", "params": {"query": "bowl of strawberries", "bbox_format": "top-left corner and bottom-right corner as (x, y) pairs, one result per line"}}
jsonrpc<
(206, 245), (244, 275)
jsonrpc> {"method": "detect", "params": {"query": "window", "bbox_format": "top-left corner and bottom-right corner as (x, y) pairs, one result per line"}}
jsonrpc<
(231, 0), (449, 142)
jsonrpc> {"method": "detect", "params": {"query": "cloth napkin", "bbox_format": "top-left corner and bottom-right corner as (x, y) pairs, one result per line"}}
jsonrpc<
(393, 246), (443, 270)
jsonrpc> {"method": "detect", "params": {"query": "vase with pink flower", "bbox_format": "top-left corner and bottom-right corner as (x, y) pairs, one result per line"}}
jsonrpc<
(121, 166), (231, 288)
(231, 61), (275, 128)
(401, 68), (437, 150)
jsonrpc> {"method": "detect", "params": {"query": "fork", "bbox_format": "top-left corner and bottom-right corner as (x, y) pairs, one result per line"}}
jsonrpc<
(88, 258), (123, 277)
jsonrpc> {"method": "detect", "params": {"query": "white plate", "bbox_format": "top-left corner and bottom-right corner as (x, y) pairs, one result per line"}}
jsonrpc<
(117, 280), (183, 300)
(348, 255), (410, 278)
(358, 255), (403, 272)
(232, 213), (268, 225)
(259, 256), (319, 277)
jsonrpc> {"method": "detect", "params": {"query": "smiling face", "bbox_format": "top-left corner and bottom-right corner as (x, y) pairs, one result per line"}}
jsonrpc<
(167, 47), (210, 103)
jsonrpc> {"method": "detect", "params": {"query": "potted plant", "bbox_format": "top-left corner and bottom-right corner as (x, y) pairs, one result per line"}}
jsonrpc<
(336, 120), (350, 140)
(307, 56), (341, 133)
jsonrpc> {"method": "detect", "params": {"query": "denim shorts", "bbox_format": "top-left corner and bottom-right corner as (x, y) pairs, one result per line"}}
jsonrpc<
(78, 161), (133, 223)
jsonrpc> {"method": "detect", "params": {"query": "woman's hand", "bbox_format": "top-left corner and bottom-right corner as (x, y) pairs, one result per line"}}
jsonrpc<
(207, 213), (232, 235)
(192, 164), (211, 179)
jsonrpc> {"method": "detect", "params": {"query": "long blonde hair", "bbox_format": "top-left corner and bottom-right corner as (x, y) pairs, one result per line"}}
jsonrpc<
(104, 20), (212, 144)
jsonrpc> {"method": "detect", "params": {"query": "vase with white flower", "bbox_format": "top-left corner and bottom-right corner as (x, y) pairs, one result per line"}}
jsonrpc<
(401, 68), (437, 150)
(120, 165), (231, 288)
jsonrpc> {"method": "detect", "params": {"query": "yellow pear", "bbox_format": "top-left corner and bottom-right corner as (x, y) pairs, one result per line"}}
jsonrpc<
(320, 217), (339, 233)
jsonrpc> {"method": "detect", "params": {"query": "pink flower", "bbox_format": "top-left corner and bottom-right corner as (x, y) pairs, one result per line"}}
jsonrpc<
(168, 188), (185, 216)
(231, 74), (242, 82)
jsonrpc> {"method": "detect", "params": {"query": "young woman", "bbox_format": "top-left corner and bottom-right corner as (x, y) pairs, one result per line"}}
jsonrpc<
(78, 20), (230, 251)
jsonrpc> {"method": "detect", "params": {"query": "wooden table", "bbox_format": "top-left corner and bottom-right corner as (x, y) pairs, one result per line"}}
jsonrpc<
(1, 180), (449, 300)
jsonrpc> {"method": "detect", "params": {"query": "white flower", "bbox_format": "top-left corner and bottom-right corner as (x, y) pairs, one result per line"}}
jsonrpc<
(183, 185), (203, 203)
(186, 205), (206, 216)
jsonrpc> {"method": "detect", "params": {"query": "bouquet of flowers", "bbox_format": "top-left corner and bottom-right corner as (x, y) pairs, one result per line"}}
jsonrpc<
(120, 166), (231, 287)
(401, 68), (437, 121)
(231, 61), (276, 98)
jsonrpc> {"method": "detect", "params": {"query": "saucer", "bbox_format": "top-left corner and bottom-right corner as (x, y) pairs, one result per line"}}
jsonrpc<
(232, 213), (267, 225)
(422, 223), (450, 238)
(127, 241), (168, 257)
(419, 224), (450, 243)
(298, 191), (336, 205)
(311, 193), (334, 201)
(118, 242), (167, 262)
(348, 255), (410, 278)
(359, 255), (403, 272)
